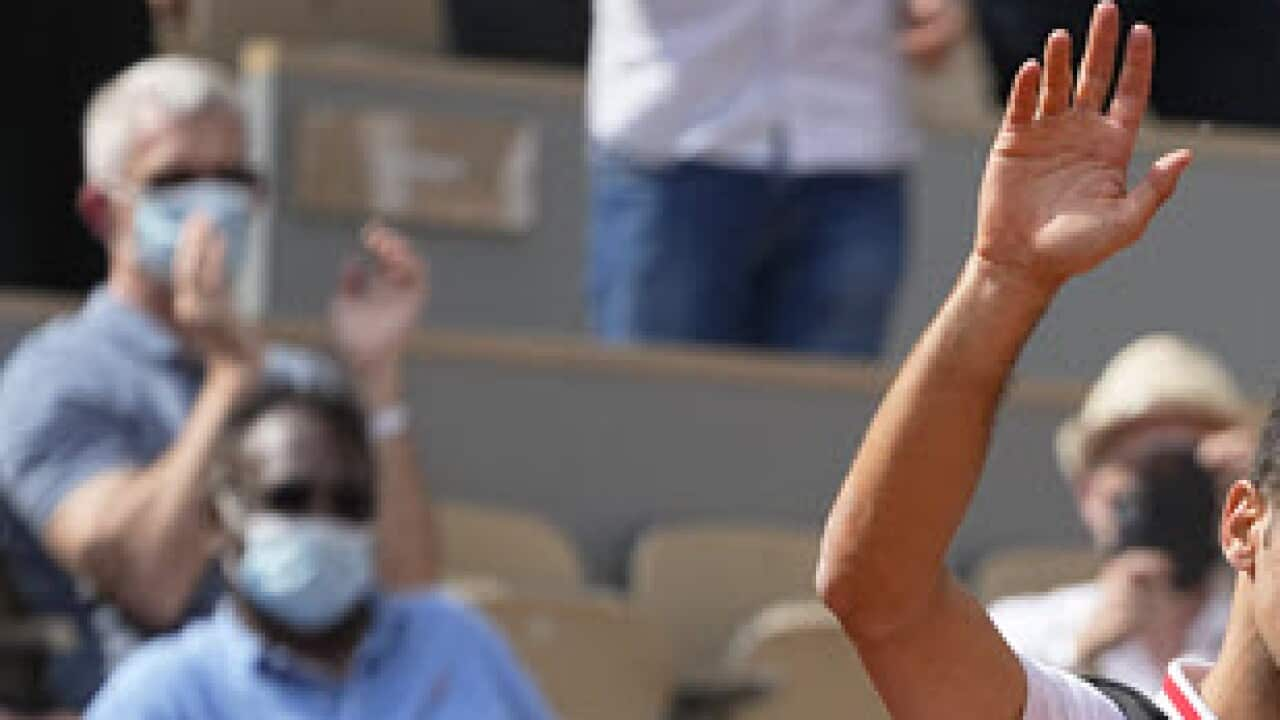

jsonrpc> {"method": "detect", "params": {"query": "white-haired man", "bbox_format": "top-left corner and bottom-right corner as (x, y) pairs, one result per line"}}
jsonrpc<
(0, 56), (437, 709)
(990, 335), (1252, 696)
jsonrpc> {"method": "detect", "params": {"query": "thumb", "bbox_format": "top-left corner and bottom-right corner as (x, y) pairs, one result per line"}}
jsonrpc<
(1125, 149), (1194, 233)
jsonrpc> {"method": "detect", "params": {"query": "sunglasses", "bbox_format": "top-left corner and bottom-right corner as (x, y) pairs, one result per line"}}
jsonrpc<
(260, 480), (376, 524)
(142, 165), (266, 194)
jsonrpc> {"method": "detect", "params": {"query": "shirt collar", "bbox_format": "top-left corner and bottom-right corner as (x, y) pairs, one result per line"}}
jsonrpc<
(81, 284), (186, 361)
(1163, 658), (1216, 720)
(216, 592), (405, 682)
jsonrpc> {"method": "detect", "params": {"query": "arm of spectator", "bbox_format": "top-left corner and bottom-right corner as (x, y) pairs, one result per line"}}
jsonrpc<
(331, 224), (438, 587)
(43, 364), (256, 632)
(43, 218), (261, 632)
(817, 5), (1191, 719)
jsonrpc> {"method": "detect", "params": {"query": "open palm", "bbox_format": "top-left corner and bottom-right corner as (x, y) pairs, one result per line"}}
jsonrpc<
(975, 3), (1192, 289)
(330, 225), (429, 374)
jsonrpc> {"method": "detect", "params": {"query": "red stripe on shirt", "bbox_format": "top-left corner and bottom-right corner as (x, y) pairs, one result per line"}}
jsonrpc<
(1163, 674), (1201, 720)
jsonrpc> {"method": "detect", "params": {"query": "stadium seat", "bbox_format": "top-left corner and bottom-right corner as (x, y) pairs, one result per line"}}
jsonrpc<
(630, 523), (820, 675)
(437, 501), (585, 590)
(722, 601), (888, 720)
(972, 546), (1104, 604)
(166, 0), (446, 62)
(457, 584), (676, 720)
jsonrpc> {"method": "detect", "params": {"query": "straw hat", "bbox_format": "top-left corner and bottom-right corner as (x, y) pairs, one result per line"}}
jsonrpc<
(1054, 334), (1249, 479)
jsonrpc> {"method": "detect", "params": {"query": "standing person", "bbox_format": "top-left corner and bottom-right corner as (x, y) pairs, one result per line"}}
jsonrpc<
(0, 57), (437, 708)
(587, 0), (964, 358)
(989, 335), (1251, 696)
(807, 2), (1277, 716)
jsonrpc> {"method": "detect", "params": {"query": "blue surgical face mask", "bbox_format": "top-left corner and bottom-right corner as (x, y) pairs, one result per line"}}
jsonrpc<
(225, 512), (377, 633)
(132, 179), (255, 283)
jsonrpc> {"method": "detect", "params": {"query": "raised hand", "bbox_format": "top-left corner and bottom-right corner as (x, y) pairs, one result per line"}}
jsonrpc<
(1073, 549), (1178, 672)
(975, 1), (1192, 291)
(172, 215), (261, 374)
(329, 224), (429, 405)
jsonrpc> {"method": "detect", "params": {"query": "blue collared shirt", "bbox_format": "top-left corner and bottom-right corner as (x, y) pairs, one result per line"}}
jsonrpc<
(84, 591), (556, 720)
(0, 285), (339, 706)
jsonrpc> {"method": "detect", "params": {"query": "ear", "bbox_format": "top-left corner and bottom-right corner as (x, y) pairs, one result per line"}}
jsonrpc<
(76, 184), (115, 243)
(1222, 478), (1265, 575)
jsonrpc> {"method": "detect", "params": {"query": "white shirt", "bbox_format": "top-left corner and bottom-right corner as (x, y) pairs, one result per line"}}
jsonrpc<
(1023, 655), (1217, 720)
(990, 573), (1231, 698)
(587, 0), (920, 172)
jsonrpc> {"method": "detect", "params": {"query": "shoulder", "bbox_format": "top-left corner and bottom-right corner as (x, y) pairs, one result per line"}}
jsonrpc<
(391, 590), (496, 633)
(0, 317), (120, 447)
(1, 314), (96, 390)
(85, 619), (223, 718)
(389, 590), (519, 657)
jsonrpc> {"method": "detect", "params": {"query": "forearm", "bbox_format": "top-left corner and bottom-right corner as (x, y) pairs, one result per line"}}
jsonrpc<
(373, 433), (437, 587)
(818, 254), (1057, 638)
(361, 367), (437, 587)
(69, 364), (257, 628)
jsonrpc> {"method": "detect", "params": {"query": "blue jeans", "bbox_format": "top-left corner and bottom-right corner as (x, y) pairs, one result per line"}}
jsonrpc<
(588, 151), (907, 358)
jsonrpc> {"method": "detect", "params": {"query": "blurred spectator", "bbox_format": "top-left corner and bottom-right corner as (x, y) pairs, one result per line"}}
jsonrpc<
(84, 387), (553, 719)
(975, 0), (1280, 127)
(447, 0), (589, 66)
(989, 334), (1254, 696)
(0, 1), (153, 292)
(0, 57), (436, 708)
(587, 0), (963, 358)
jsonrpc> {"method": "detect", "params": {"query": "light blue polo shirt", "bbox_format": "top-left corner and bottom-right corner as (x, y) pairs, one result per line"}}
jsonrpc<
(0, 285), (340, 706)
(84, 591), (556, 720)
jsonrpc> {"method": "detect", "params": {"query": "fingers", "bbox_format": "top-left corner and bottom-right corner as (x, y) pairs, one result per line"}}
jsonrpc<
(1002, 59), (1042, 128)
(1109, 23), (1156, 131)
(362, 222), (426, 287)
(1038, 29), (1074, 117)
(1074, 1), (1122, 111)
(337, 258), (369, 297)
(174, 214), (225, 293)
(1124, 148), (1193, 233)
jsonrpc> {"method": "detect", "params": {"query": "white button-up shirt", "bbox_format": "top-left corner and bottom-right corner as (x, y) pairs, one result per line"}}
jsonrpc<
(587, 0), (920, 172)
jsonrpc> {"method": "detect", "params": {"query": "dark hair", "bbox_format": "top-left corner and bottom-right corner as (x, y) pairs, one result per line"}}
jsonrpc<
(210, 384), (372, 495)
(1254, 393), (1280, 495)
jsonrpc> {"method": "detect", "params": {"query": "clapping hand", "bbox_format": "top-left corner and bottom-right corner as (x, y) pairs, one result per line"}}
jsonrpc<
(974, 1), (1192, 292)
(172, 215), (262, 376)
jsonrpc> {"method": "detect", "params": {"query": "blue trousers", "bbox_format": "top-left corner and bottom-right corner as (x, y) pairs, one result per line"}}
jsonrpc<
(588, 151), (907, 358)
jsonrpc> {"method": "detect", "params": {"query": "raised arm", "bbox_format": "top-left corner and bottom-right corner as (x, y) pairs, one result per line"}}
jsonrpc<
(816, 4), (1192, 718)
(330, 224), (438, 587)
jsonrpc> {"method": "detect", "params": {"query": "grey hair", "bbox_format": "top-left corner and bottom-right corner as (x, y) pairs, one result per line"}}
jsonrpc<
(83, 55), (243, 184)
